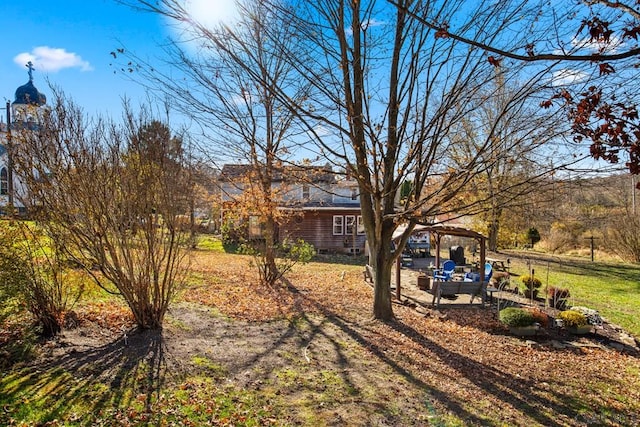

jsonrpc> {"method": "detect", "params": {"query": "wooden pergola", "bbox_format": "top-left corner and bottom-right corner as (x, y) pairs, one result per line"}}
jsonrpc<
(393, 224), (487, 300)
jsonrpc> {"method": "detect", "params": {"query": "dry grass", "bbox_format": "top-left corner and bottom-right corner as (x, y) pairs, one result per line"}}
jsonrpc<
(2, 249), (640, 426)
(181, 251), (640, 426)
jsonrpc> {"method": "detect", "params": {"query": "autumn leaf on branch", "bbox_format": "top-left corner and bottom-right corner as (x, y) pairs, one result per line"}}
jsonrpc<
(488, 56), (502, 67)
(540, 100), (553, 109)
(580, 16), (613, 43)
(435, 22), (449, 39)
(525, 43), (535, 57)
(622, 23), (640, 41)
(599, 62), (616, 75)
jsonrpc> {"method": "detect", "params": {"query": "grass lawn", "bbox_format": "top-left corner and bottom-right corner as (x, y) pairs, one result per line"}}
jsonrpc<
(503, 250), (640, 337)
(1, 241), (640, 426)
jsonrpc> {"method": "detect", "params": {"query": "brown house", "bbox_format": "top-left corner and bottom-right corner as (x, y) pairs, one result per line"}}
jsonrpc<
(219, 164), (365, 254)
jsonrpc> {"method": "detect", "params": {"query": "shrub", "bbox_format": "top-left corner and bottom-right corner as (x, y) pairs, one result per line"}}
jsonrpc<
(220, 217), (247, 249)
(559, 310), (588, 327)
(521, 275), (542, 291)
(547, 286), (570, 309)
(547, 286), (570, 299)
(241, 238), (314, 287)
(569, 306), (603, 326)
(525, 307), (549, 328)
(1, 221), (84, 337)
(499, 307), (536, 327)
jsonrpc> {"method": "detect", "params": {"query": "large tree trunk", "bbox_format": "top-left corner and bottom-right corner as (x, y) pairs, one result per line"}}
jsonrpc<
(487, 207), (502, 251)
(368, 219), (397, 320)
(488, 220), (499, 252)
(372, 250), (393, 320)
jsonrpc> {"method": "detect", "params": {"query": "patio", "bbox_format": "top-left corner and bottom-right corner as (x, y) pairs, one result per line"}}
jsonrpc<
(391, 256), (488, 308)
(390, 224), (492, 307)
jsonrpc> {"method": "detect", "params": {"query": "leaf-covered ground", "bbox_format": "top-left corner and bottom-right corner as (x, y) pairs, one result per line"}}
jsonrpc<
(2, 250), (640, 426)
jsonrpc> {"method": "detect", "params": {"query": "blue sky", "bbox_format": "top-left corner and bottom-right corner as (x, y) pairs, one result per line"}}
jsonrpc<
(1, 0), (237, 119)
(1, 0), (168, 117)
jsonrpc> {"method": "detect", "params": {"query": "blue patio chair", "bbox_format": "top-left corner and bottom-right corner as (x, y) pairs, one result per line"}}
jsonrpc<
(484, 262), (493, 283)
(464, 262), (493, 282)
(433, 260), (456, 281)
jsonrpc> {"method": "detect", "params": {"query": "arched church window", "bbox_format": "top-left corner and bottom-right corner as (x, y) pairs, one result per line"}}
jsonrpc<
(0, 167), (8, 195)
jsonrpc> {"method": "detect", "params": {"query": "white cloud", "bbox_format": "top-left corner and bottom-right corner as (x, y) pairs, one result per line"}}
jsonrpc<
(14, 46), (93, 73)
(551, 69), (589, 87)
(551, 35), (625, 58)
(346, 18), (387, 37)
(571, 35), (624, 55)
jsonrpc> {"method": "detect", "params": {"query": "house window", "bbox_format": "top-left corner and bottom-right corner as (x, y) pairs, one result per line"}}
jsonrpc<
(248, 215), (262, 238)
(302, 184), (310, 201)
(345, 215), (356, 235)
(0, 167), (7, 196)
(332, 215), (344, 235)
(351, 188), (358, 201)
(357, 215), (365, 235)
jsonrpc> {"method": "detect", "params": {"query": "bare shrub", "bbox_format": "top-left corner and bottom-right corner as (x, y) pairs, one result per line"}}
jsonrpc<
(0, 220), (83, 336)
(12, 92), (191, 330)
(605, 212), (640, 263)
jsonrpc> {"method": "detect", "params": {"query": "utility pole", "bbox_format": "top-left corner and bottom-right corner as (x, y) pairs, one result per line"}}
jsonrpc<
(586, 236), (596, 262)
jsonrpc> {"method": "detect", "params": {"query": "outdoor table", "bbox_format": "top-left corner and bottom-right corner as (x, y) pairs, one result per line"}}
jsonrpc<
(486, 257), (509, 272)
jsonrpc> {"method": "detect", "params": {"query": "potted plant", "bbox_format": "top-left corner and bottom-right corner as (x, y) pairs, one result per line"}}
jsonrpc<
(569, 306), (603, 328)
(499, 307), (539, 336)
(558, 309), (591, 334)
(525, 307), (549, 328)
(547, 286), (570, 310)
(520, 275), (542, 299)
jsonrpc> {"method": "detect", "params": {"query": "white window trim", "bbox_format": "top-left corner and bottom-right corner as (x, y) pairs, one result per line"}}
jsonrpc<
(357, 215), (365, 235)
(345, 215), (356, 235)
(332, 215), (344, 235)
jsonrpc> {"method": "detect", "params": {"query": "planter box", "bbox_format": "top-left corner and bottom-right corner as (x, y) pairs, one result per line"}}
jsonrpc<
(509, 325), (539, 336)
(567, 325), (592, 335)
(417, 275), (430, 290)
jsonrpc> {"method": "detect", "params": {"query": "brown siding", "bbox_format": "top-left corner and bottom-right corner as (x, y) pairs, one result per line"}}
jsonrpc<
(279, 210), (365, 254)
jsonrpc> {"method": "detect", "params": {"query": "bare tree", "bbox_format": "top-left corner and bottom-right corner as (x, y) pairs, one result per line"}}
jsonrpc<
(123, 0), (577, 319)
(12, 91), (191, 330)
(446, 71), (582, 251)
(391, 0), (640, 180)
(270, 0), (573, 319)
(119, 0), (315, 286)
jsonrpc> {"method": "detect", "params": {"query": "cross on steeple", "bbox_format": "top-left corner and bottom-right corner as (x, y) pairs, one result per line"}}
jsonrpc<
(26, 61), (35, 82)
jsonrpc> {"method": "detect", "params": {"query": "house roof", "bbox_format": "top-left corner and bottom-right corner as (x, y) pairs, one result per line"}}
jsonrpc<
(279, 202), (361, 211)
(219, 163), (335, 183)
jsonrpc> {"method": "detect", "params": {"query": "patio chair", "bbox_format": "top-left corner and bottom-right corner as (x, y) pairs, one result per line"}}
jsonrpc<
(433, 260), (456, 281)
(464, 262), (493, 283)
(484, 262), (493, 282)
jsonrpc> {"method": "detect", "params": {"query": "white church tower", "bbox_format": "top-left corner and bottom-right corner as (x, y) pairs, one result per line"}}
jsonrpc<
(0, 61), (47, 214)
